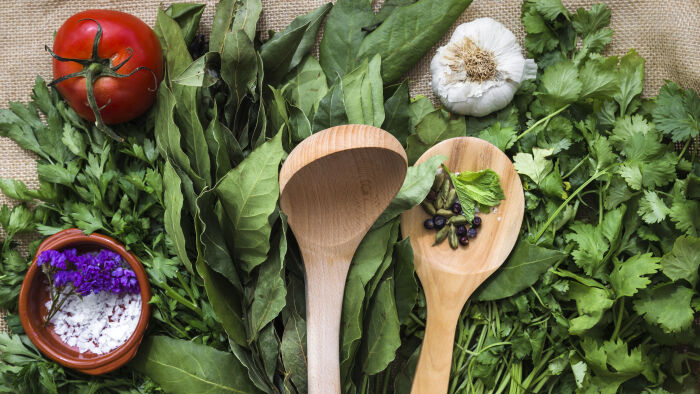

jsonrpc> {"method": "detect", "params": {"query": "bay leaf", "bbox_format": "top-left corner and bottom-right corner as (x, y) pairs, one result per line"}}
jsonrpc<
(281, 312), (307, 393)
(164, 3), (205, 46)
(359, 278), (401, 374)
(393, 238), (417, 325)
(357, 0), (473, 84)
(250, 215), (288, 337)
(373, 154), (447, 229)
(476, 241), (567, 301)
(261, 3), (332, 84)
(319, 0), (374, 83)
(215, 131), (284, 272)
(221, 30), (258, 107)
(382, 80), (410, 144)
(162, 161), (192, 273)
(210, 0), (262, 52)
(311, 78), (348, 132)
(132, 336), (263, 394)
(280, 56), (328, 118)
(341, 54), (385, 127)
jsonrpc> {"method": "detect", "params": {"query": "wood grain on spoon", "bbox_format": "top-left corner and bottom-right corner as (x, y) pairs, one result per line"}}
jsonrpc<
(400, 137), (524, 394)
(280, 124), (407, 394)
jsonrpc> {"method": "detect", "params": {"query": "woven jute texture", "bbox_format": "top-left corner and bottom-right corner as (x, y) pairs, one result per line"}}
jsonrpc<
(1, 0), (699, 332)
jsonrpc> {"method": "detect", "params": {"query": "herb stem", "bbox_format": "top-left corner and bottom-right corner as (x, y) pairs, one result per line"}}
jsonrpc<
(162, 282), (202, 315)
(598, 182), (604, 225)
(515, 104), (571, 142)
(678, 138), (692, 161)
(176, 271), (197, 305)
(562, 154), (589, 179)
(533, 167), (612, 242)
(409, 312), (425, 327)
(611, 298), (625, 341)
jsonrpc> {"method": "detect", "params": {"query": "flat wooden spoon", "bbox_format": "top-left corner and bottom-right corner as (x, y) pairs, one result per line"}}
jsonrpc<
(279, 124), (407, 394)
(400, 137), (524, 394)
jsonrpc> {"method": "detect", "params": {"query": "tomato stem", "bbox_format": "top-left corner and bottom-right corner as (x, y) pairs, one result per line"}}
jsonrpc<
(84, 68), (122, 141)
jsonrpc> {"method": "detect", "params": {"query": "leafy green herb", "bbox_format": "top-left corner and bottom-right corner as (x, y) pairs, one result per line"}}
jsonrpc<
(442, 166), (506, 221)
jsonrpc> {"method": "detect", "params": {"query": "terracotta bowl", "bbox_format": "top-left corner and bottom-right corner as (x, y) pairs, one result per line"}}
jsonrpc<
(18, 228), (151, 375)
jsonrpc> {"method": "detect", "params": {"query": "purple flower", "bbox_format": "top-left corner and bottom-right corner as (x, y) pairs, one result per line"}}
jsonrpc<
(37, 250), (67, 270)
(53, 270), (79, 288)
(40, 247), (139, 296)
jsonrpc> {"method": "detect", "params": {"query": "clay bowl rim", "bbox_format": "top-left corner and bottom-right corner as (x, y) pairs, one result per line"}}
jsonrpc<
(18, 228), (151, 372)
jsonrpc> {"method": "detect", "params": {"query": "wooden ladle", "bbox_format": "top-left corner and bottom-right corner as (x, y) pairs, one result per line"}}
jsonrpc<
(279, 124), (407, 394)
(400, 137), (524, 394)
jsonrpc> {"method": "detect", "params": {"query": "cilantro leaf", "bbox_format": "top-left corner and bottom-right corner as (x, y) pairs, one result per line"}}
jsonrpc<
(565, 222), (608, 275)
(540, 60), (581, 104)
(578, 56), (619, 99)
(652, 81), (700, 142)
(513, 147), (554, 186)
(669, 199), (699, 236)
(567, 282), (613, 335)
(609, 253), (661, 298)
(614, 50), (644, 116)
(633, 284), (695, 333)
(581, 338), (645, 393)
(661, 236), (700, 286)
(637, 190), (670, 224)
(522, 9), (559, 55)
(478, 123), (516, 151)
(528, 0), (570, 21)
(571, 4), (611, 36)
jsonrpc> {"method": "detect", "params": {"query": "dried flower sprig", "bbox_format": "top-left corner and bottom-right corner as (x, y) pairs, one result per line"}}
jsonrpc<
(38, 248), (139, 326)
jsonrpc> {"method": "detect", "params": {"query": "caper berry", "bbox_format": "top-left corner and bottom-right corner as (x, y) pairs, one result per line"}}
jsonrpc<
(472, 216), (482, 227)
(433, 215), (446, 229)
(455, 225), (467, 236)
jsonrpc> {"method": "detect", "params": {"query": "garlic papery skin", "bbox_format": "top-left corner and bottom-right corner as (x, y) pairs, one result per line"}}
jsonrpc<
(430, 18), (537, 117)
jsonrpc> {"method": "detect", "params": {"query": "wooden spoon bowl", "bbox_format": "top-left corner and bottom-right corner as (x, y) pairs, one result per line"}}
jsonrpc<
(400, 137), (524, 394)
(280, 124), (407, 394)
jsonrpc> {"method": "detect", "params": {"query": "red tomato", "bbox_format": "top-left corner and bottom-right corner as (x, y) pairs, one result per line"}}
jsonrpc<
(51, 10), (164, 128)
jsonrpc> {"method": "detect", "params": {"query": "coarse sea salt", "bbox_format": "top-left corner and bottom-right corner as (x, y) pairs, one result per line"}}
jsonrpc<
(46, 290), (141, 355)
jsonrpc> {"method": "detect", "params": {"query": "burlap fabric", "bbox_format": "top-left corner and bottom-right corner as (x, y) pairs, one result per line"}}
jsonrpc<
(1, 0), (699, 333)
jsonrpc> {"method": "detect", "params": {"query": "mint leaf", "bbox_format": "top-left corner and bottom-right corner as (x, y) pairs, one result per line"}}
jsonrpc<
(661, 236), (700, 286)
(443, 166), (506, 222)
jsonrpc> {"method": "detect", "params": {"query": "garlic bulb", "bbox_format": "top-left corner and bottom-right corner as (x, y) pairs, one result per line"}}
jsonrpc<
(430, 18), (537, 117)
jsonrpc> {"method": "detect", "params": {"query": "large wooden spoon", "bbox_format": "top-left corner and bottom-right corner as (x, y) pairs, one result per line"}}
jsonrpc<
(400, 137), (524, 394)
(279, 125), (407, 394)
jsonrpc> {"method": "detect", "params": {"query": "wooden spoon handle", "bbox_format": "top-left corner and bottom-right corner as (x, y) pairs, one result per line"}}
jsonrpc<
(304, 257), (351, 394)
(410, 307), (461, 394)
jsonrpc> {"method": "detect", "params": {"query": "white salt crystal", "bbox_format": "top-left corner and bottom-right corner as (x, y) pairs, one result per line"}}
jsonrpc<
(497, 217), (502, 222)
(45, 291), (141, 355)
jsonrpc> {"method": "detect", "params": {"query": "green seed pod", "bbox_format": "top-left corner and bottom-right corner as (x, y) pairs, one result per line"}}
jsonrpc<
(448, 225), (458, 249)
(448, 215), (468, 225)
(434, 226), (449, 245)
(421, 201), (437, 215)
(446, 188), (457, 208)
(436, 209), (454, 218)
(432, 172), (445, 191)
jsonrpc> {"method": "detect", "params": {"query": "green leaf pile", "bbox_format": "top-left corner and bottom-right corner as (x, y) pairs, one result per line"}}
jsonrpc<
(0, 1), (698, 393)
